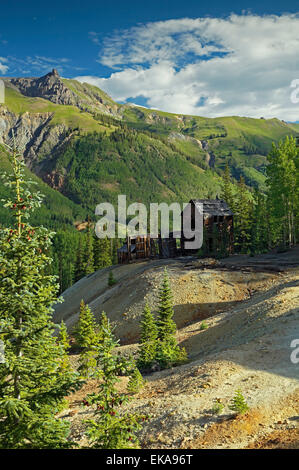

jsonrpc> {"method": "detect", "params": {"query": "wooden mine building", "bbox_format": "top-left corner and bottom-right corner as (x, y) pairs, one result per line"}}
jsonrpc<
(181, 199), (234, 257)
(117, 233), (179, 263)
(117, 199), (233, 263)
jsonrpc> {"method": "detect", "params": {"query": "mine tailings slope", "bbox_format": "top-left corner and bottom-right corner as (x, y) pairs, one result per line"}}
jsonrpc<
(61, 247), (299, 449)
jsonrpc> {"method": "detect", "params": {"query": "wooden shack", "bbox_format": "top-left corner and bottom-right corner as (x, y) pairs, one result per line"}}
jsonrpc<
(181, 199), (234, 257)
(117, 232), (180, 263)
(117, 199), (233, 263)
(117, 235), (152, 263)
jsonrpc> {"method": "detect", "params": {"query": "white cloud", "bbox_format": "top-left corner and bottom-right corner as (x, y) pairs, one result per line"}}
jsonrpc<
(78, 14), (299, 120)
(0, 57), (8, 75)
(88, 31), (101, 46)
(4, 56), (75, 76)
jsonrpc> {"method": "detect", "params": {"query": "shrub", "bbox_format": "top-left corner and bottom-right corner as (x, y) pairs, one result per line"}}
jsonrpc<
(108, 271), (117, 287)
(211, 399), (224, 415)
(229, 390), (249, 415)
(199, 321), (208, 330)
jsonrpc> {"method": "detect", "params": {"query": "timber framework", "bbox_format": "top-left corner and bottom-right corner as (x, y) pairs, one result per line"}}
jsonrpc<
(117, 198), (234, 263)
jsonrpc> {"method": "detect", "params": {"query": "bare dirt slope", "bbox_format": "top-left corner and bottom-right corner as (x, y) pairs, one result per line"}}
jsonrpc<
(58, 247), (299, 449)
(53, 249), (297, 343)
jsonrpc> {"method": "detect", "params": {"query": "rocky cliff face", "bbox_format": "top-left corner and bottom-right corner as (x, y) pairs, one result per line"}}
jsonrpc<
(0, 107), (71, 179)
(1, 69), (77, 170)
(9, 69), (77, 106)
(7, 69), (120, 116)
(0, 69), (120, 190)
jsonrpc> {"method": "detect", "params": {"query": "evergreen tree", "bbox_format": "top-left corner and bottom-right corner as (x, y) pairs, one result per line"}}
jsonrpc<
(93, 236), (112, 271)
(76, 300), (99, 377)
(74, 236), (85, 282)
(57, 321), (72, 375)
(0, 139), (80, 448)
(266, 137), (298, 248)
(52, 231), (75, 293)
(229, 390), (250, 415)
(156, 269), (177, 341)
(84, 312), (147, 449)
(93, 235), (101, 271)
(58, 321), (71, 353)
(234, 176), (253, 253)
(127, 368), (144, 395)
(84, 217), (95, 276)
(156, 269), (187, 368)
(108, 271), (117, 287)
(137, 303), (157, 369)
(221, 163), (235, 211)
(250, 188), (269, 254)
(112, 238), (120, 265)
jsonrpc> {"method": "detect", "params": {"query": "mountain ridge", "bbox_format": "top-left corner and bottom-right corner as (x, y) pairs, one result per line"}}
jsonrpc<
(0, 69), (298, 227)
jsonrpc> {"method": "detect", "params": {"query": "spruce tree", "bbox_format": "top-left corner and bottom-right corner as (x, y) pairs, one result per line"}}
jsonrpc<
(93, 236), (112, 271)
(137, 303), (157, 369)
(74, 236), (85, 282)
(250, 189), (269, 254)
(112, 238), (119, 265)
(221, 163), (235, 211)
(57, 321), (72, 372)
(52, 232), (75, 293)
(229, 390), (250, 415)
(76, 300), (99, 377)
(156, 269), (177, 341)
(156, 269), (187, 368)
(84, 312), (147, 449)
(127, 368), (144, 395)
(93, 235), (101, 271)
(234, 176), (253, 253)
(108, 271), (117, 287)
(58, 321), (70, 351)
(0, 139), (80, 448)
(84, 217), (94, 276)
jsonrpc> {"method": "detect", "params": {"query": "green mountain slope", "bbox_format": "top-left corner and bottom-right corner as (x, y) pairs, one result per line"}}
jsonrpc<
(0, 70), (298, 224)
(4, 84), (110, 132)
(0, 148), (86, 229)
(123, 107), (298, 186)
(50, 130), (221, 209)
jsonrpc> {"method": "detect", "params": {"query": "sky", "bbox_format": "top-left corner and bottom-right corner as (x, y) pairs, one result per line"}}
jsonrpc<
(1, 1), (299, 120)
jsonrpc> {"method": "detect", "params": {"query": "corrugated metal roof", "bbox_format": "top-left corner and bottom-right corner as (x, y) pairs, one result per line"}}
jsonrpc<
(191, 199), (233, 216)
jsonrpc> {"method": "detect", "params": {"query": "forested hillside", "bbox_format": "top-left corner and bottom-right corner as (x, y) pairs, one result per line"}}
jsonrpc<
(0, 147), (86, 229)
(0, 69), (298, 217)
(0, 70), (298, 294)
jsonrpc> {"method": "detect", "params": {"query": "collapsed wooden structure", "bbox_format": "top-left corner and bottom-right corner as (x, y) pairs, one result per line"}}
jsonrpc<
(181, 199), (234, 257)
(117, 199), (233, 263)
(117, 233), (179, 263)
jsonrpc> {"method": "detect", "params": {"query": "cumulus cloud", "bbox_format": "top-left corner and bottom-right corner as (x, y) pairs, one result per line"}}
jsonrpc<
(0, 57), (8, 75)
(78, 14), (299, 120)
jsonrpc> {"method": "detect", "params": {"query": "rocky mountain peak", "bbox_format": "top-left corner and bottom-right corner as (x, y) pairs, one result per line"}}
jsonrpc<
(9, 69), (76, 106)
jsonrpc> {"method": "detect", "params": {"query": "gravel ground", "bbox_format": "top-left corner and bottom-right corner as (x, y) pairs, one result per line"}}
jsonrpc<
(58, 248), (299, 449)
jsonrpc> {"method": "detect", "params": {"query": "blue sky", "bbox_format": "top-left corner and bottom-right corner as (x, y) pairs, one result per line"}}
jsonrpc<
(1, 1), (299, 119)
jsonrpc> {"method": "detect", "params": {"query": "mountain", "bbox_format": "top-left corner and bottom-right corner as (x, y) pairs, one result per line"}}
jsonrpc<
(0, 146), (86, 229)
(0, 69), (298, 226)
